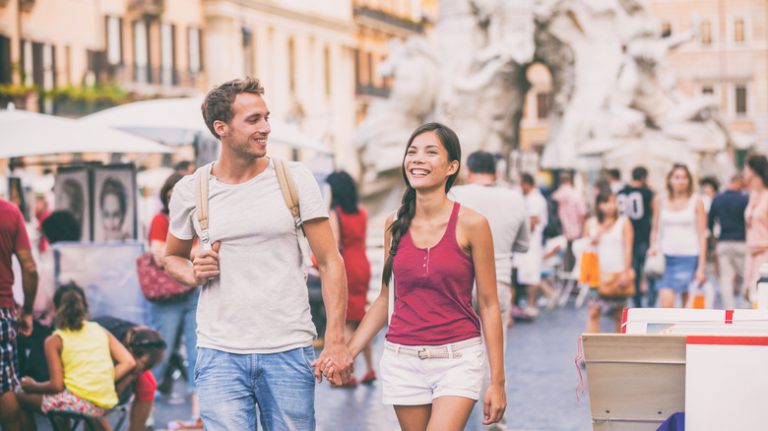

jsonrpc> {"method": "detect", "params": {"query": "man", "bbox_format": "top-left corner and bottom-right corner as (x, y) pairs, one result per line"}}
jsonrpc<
(516, 173), (550, 317)
(708, 175), (749, 309)
(552, 171), (587, 271)
(607, 168), (625, 195)
(0, 198), (38, 431)
(164, 77), (352, 430)
(449, 151), (528, 431)
(617, 166), (655, 307)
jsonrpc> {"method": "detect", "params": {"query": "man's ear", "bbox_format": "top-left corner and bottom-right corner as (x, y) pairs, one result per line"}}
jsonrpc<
(213, 120), (228, 138)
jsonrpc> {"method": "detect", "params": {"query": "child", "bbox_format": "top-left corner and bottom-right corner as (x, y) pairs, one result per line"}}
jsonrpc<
(16, 283), (135, 431)
(93, 316), (166, 431)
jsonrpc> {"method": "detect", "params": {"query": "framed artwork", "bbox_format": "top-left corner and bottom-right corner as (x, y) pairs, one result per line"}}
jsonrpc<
(54, 167), (90, 241)
(93, 164), (137, 242)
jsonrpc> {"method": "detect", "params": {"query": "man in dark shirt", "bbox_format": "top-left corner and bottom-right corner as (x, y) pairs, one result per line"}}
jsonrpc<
(617, 166), (656, 307)
(708, 175), (749, 309)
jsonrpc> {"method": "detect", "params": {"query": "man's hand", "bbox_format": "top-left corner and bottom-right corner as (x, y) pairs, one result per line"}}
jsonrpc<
(17, 310), (33, 337)
(312, 342), (354, 385)
(191, 241), (221, 285)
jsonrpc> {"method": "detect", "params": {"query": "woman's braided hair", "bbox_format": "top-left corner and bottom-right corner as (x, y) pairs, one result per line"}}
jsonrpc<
(381, 122), (462, 286)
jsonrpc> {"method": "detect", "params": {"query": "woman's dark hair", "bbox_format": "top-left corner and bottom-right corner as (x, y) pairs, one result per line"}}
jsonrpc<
(521, 173), (536, 186)
(53, 282), (89, 331)
(41, 210), (81, 243)
(666, 163), (694, 197)
(326, 171), (359, 214)
(128, 327), (167, 370)
(160, 173), (184, 214)
(382, 122), (462, 286)
(100, 177), (127, 220)
(699, 176), (720, 193)
(746, 154), (768, 187)
(595, 191), (617, 223)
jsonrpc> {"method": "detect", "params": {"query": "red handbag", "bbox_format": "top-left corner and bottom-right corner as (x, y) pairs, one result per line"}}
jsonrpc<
(136, 252), (194, 302)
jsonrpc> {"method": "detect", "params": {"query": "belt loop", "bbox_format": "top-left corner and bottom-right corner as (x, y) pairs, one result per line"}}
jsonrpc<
(396, 345), (401, 355)
(447, 343), (454, 359)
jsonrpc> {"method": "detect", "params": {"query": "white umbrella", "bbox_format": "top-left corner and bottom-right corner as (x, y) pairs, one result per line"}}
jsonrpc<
(79, 97), (332, 153)
(0, 109), (172, 158)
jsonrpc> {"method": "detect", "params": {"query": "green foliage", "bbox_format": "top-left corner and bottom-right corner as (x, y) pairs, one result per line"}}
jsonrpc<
(44, 84), (129, 104)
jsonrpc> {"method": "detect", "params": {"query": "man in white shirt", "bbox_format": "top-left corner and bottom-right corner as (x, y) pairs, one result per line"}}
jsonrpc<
(450, 151), (528, 430)
(516, 173), (550, 316)
(164, 77), (352, 430)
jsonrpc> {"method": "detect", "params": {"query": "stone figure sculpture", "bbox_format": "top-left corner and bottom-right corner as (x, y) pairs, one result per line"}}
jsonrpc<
(355, 0), (739, 193)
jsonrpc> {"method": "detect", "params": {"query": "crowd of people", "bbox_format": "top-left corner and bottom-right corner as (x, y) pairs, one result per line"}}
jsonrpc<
(2, 74), (768, 431)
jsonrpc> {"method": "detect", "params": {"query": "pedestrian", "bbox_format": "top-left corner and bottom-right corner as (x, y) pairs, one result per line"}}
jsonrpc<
(514, 172), (550, 317)
(450, 150), (527, 431)
(147, 173), (200, 418)
(15, 283), (135, 431)
(334, 123), (506, 430)
(584, 192), (634, 333)
(552, 171), (588, 271)
(699, 176), (720, 214)
(617, 166), (656, 307)
(325, 170), (376, 388)
(743, 154), (768, 303)
(649, 164), (707, 308)
(173, 161), (195, 176)
(163, 77), (352, 430)
(92, 315), (167, 431)
(708, 175), (748, 309)
(450, 150), (529, 329)
(606, 168), (625, 195)
(0, 197), (38, 431)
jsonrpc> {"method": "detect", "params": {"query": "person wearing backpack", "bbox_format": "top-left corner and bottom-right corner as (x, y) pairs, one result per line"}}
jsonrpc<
(163, 77), (352, 430)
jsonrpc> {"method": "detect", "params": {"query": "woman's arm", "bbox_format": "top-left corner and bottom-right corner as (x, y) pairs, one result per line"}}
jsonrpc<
(21, 335), (64, 394)
(648, 196), (661, 254)
(328, 209), (341, 246)
(107, 331), (136, 383)
(695, 197), (708, 282)
(346, 213), (394, 358)
(623, 218), (634, 272)
(462, 209), (506, 424)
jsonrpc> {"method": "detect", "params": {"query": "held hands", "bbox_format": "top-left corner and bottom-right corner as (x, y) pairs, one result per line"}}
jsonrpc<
(192, 241), (221, 285)
(311, 342), (354, 386)
(483, 382), (507, 425)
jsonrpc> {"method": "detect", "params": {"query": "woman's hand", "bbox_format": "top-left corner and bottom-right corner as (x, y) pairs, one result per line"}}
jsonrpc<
(647, 246), (658, 257)
(20, 376), (37, 392)
(483, 382), (507, 425)
(695, 267), (706, 285)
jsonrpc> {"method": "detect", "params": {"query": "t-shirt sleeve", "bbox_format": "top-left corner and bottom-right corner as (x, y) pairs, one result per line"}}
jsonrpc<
(13, 207), (31, 253)
(134, 370), (157, 402)
(148, 214), (170, 242)
(167, 175), (197, 240)
(290, 163), (329, 223)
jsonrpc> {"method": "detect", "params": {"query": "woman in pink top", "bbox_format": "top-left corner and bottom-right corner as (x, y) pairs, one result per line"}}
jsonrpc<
(744, 154), (768, 302)
(319, 123), (506, 430)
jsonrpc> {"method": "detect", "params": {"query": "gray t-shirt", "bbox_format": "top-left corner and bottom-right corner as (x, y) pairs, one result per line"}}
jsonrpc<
(449, 184), (529, 284)
(168, 159), (328, 354)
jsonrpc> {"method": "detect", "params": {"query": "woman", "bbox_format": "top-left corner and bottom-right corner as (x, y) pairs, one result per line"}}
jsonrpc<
(99, 177), (130, 241)
(326, 171), (375, 387)
(744, 154), (768, 303)
(318, 123), (506, 430)
(147, 173), (199, 419)
(648, 164), (707, 308)
(584, 192), (634, 333)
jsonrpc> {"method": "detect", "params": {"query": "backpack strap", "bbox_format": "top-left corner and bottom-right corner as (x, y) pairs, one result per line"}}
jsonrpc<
(194, 163), (211, 249)
(274, 158), (300, 223)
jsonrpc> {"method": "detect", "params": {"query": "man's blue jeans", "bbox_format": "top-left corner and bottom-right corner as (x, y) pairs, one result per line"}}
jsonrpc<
(196, 346), (316, 431)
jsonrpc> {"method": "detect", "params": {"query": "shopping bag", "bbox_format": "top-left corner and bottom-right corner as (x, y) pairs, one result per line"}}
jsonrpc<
(579, 250), (601, 288)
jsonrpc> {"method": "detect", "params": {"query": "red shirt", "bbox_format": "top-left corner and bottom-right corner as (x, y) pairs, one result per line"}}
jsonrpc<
(149, 213), (170, 242)
(0, 199), (31, 308)
(134, 370), (157, 402)
(386, 203), (481, 345)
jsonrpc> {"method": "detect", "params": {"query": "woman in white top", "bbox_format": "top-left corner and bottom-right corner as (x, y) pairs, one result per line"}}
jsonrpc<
(584, 192), (634, 333)
(648, 164), (707, 308)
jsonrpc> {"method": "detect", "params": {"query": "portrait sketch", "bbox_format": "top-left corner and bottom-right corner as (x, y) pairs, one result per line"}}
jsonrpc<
(54, 168), (89, 241)
(93, 165), (137, 242)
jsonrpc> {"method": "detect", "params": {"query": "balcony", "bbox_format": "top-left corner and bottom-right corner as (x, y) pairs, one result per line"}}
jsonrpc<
(356, 83), (390, 98)
(128, 0), (164, 18)
(353, 6), (423, 34)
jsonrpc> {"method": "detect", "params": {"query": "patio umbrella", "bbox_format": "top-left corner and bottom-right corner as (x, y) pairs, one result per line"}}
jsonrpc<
(79, 97), (332, 153)
(0, 109), (172, 158)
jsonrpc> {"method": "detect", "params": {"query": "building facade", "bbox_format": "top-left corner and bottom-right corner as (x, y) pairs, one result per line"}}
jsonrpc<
(649, 0), (768, 153)
(0, 0), (208, 112)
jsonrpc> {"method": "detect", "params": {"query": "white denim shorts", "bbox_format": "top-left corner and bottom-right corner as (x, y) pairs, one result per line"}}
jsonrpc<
(380, 337), (485, 405)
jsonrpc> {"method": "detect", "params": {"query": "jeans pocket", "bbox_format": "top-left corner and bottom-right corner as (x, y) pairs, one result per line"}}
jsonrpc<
(300, 346), (316, 373)
(194, 347), (214, 382)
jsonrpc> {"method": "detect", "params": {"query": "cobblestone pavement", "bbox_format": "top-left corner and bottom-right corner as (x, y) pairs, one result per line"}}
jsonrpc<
(34, 306), (595, 430)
